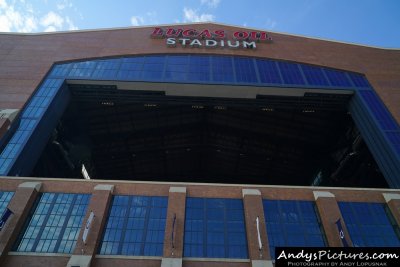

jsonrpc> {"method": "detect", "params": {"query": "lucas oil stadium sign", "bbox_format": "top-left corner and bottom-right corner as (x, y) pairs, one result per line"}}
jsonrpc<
(151, 27), (272, 49)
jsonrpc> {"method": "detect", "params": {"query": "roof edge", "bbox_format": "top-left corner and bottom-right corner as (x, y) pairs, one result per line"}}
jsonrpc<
(0, 21), (399, 51)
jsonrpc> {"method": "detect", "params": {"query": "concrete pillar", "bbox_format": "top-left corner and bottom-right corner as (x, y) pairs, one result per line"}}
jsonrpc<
(67, 184), (114, 267)
(382, 193), (400, 226)
(0, 181), (42, 265)
(313, 191), (353, 247)
(161, 187), (186, 267)
(242, 189), (271, 267)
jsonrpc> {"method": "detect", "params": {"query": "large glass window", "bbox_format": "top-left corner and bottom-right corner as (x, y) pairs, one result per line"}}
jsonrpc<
(256, 59), (282, 84)
(263, 200), (326, 259)
(13, 193), (90, 253)
(211, 56), (235, 82)
(277, 61), (305, 85)
(99, 195), (168, 256)
(339, 202), (400, 247)
(0, 191), (14, 216)
(184, 197), (248, 259)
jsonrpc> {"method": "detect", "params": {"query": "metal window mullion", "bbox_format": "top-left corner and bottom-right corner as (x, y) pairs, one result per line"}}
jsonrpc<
(275, 61), (284, 84)
(140, 197), (152, 255)
(321, 68), (333, 87)
(278, 201), (288, 246)
(253, 58), (261, 84)
(30, 193), (58, 252)
(298, 65), (309, 86)
(223, 200), (228, 258)
(231, 57), (237, 83)
(208, 56), (213, 82)
(344, 72), (356, 88)
(348, 203), (361, 246)
(203, 198), (207, 257)
(313, 202), (328, 246)
(53, 194), (78, 253)
(117, 196), (132, 255)
(384, 205), (400, 241)
(296, 201), (308, 245)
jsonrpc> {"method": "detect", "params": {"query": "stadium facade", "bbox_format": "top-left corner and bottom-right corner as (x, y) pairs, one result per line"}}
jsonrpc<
(0, 23), (399, 267)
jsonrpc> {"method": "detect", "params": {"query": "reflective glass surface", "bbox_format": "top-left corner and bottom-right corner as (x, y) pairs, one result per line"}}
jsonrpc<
(1, 54), (399, 189)
(13, 193), (90, 253)
(0, 191), (14, 217)
(263, 200), (326, 259)
(99, 195), (168, 256)
(339, 202), (400, 247)
(184, 197), (248, 259)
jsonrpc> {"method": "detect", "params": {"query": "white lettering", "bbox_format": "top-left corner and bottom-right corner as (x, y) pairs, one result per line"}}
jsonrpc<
(190, 39), (202, 47)
(179, 38), (190, 46)
(166, 37), (176, 47)
(243, 41), (256, 49)
(277, 250), (288, 260)
(164, 38), (257, 50)
(205, 39), (217, 48)
(227, 40), (239, 48)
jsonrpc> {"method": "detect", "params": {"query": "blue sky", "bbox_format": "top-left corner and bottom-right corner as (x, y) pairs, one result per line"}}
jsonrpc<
(0, 0), (399, 48)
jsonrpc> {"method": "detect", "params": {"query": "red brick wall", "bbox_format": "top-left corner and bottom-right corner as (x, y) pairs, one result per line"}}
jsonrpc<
(0, 23), (400, 123)
(0, 177), (399, 267)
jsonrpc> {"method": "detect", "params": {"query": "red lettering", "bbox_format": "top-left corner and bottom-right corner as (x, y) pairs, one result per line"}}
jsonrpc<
(166, 28), (183, 37)
(259, 32), (270, 41)
(151, 27), (164, 38)
(249, 31), (271, 41)
(249, 31), (259, 41)
(213, 30), (225, 39)
(198, 29), (212, 39)
(233, 31), (249, 40)
(182, 29), (197, 37)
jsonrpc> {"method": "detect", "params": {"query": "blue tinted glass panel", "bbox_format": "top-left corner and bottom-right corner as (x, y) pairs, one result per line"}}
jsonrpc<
(211, 56), (234, 82)
(68, 61), (96, 78)
(187, 56), (210, 81)
(256, 59), (282, 84)
(348, 73), (370, 88)
(301, 65), (329, 86)
(359, 90), (399, 131)
(91, 60), (120, 79)
(184, 197), (248, 259)
(277, 62), (305, 85)
(99, 195), (168, 256)
(234, 58), (257, 83)
(263, 200), (325, 259)
(0, 191), (14, 218)
(14, 193), (90, 253)
(324, 69), (352, 87)
(339, 202), (400, 247)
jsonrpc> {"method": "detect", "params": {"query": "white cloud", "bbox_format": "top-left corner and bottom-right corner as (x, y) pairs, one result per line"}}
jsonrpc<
(201, 0), (220, 8)
(266, 18), (277, 29)
(40, 11), (64, 31)
(183, 7), (214, 22)
(130, 16), (144, 26)
(0, 0), (38, 32)
(57, 0), (73, 10)
(0, 0), (78, 33)
(130, 11), (158, 26)
(66, 16), (78, 30)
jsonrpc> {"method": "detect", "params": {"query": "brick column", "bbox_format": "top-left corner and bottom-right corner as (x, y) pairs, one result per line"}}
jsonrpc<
(67, 184), (114, 267)
(313, 191), (353, 247)
(0, 181), (42, 265)
(242, 189), (272, 267)
(382, 193), (400, 226)
(161, 187), (186, 267)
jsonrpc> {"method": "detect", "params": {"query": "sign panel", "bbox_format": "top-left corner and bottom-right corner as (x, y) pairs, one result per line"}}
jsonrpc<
(151, 27), (272, 49)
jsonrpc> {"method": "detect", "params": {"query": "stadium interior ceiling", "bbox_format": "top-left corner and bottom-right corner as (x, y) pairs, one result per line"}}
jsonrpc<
(31, 83), (387, 188)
